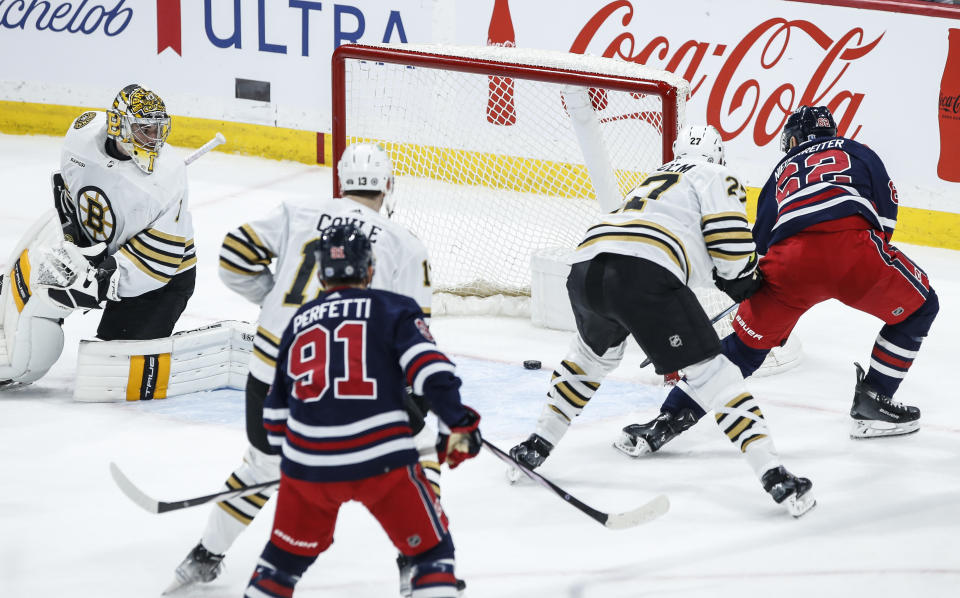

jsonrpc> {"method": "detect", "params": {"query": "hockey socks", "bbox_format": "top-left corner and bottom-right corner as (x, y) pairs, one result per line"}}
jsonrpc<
(244, 543), (315, 598)
(714, 393), (778, 477)
(864, 289), (938, 398)
(537, 336), (623, 447)
(721, 332), (770, 378)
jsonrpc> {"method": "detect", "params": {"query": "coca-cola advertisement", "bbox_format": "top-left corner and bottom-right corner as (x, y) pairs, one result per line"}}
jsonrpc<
(460, 0), (959, 209)
(939, 28), (960, 182)
(1, 0), (957, 214)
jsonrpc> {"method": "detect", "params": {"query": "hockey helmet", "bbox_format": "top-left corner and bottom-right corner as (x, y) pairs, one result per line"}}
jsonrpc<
(673, 124), (725, 165)
(106, 84), (171, 174)
(316, 223), (374, 284)
(337, 143), (395, 196)
(780, 105), (837, 152)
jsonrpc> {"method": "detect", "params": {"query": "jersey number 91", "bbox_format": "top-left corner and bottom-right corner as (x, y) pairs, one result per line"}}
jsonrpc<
(287, 322), (378, 402)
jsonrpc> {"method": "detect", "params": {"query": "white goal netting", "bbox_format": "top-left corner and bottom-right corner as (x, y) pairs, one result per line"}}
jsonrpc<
(333, 43), (800, 373)
(335, 43), (688, 298)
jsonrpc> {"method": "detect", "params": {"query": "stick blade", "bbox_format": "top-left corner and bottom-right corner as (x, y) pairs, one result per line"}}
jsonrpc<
(604, 494), (670, 530)
(109, 462), (160, 514)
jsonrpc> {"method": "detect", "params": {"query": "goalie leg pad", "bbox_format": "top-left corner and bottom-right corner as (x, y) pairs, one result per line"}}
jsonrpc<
(1, 211), (76, 385)
(73, 320), (254, 402)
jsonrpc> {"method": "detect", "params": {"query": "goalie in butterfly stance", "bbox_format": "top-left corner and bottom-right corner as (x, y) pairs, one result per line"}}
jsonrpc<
(244, 223), (481, 598)
(624, 105), (939, 454)
(0, 83), (195, 387)
(509, 125), (815, 517)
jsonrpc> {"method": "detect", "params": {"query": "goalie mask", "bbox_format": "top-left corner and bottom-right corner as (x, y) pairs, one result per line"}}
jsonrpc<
(780, 105), (837, 152)
(673, 124), (725, 165)
(106, 84), (171, 174)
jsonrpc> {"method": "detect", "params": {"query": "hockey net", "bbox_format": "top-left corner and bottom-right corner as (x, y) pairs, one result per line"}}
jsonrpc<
(332, 43), (686, 299)
(331, 43), (800, 374)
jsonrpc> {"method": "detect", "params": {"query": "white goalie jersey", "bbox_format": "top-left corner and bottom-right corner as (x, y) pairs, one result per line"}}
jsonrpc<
(59, 111), (196, 298)
(572, 158), (756, 290)
(218, 199), (432, 384)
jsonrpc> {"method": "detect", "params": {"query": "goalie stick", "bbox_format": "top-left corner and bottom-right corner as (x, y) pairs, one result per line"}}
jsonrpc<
(109, 462), (277, 514)
(183, 132), (226, 166)
(486, 440), (668, 530)
(639, 302), (738, 368)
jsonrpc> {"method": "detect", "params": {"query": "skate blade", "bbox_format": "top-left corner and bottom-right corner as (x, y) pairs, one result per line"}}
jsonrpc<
(505, 465), (523, 484)
(784, 492), (817, 518)
(612, 434), (652, 458)
(162, 577), (189, 595)
(850, 419), (920, 439)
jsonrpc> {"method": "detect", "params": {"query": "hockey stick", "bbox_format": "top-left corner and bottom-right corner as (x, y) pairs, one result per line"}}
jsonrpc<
(639, 302), (738, 368)
(485, 440), (668, 530)
(183, 132), (226, 166)
(109, 462), (277, 515)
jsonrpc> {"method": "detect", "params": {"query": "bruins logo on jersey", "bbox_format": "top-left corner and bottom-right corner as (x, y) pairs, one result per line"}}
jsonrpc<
(73, 112), (97, 129)
(76, 186), (116, 244)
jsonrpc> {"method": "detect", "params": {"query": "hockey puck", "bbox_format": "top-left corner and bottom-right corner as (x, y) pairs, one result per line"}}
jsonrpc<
(523, 360), (542, 370)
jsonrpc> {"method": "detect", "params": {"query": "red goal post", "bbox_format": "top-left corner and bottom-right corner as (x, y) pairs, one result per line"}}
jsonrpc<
(331, 43), (689, 301)
(332, 43), (685, 197)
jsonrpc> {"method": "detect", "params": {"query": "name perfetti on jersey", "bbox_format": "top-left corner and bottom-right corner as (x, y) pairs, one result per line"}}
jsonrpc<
(293, 297), (372, 331)
(219, 199), (432, 387)
(265, 288), (465, 483)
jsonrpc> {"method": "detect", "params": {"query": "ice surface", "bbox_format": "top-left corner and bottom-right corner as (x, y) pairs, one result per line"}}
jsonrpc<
(0, 133), (957, 597)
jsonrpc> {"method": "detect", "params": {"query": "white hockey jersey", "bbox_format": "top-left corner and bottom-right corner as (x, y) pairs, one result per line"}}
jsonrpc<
(59, 111), (195, 298)
(572, 158), (756, 290)
(219, 199), (432, 384)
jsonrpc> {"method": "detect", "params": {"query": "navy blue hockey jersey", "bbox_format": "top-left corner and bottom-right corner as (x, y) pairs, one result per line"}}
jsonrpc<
(754, 137), (899, 254)
(263, 287), (467, 483)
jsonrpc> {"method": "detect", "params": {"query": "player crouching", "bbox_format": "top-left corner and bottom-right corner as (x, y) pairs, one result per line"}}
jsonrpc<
(509, 125), (815, 517)
(245, 224), (481, 598)
(0, 84), (204, 394)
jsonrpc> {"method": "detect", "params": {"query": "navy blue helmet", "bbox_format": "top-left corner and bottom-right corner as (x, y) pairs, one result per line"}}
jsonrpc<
(780, 105), (838, 152)
(316, 223), (373, 284)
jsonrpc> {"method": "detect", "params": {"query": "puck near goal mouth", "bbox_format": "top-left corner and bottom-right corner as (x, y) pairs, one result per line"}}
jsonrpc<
(523, 360), (542, 370)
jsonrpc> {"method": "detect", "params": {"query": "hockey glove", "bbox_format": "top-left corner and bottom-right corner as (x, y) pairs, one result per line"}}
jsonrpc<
(713, 267), (763, 303)
(42, 244), (120, 311)
(436, 406), (482, 469)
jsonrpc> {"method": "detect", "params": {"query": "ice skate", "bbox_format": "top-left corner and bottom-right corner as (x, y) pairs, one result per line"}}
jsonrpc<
(761, 466), (816, 518)
(164, 542), (225, 594)
(397, 554), (466, 597)
(850, 362), (920, 439)
(506, 433), (553, 483)
(614, 409), (698, 457)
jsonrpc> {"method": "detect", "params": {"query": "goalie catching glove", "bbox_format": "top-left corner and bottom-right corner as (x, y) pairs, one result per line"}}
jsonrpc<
(713, 257), (764, 303)
(39, 241), (120, 310)
(436, 406), (482, 468)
